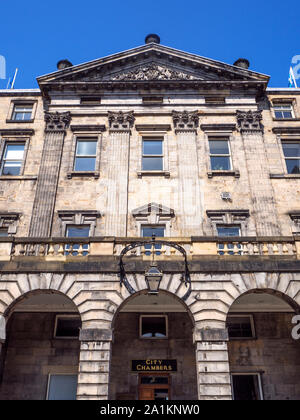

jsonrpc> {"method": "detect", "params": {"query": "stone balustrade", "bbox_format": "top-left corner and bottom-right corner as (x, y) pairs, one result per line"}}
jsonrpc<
(0, 236), (298, 261)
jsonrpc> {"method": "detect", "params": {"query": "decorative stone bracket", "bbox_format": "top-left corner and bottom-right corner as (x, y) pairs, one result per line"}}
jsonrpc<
(45, 111), (71, 132)
(108, 111), (135, 132)
(236, 110), (262, 133)
(172, 110), (199, 132)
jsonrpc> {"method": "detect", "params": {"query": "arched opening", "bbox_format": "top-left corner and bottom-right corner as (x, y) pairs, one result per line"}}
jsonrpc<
(226, 289), (300, 400)
(110, 290), (197, 400)
(0, 290), (81, 400)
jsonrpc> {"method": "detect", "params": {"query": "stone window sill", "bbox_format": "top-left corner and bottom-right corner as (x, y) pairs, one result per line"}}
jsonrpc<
(67, 171), (100, 179)
(272, 118), (300, 122)
(6, 119), (34, 124)
(137, 170), (170, 178)
(270, 173), (300, 179)
(0, 175), (37, 181)
(207, 170), (240, 178)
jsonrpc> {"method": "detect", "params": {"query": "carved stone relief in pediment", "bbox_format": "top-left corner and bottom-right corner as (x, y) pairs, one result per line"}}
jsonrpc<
(64, 60), (223, 83)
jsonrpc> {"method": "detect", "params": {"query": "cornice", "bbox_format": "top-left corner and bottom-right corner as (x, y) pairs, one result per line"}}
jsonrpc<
(70, 124), (106, 132)
(201, 123), (236, 132)
(272, 127), (300, 134)
(135, 124), (171, 132)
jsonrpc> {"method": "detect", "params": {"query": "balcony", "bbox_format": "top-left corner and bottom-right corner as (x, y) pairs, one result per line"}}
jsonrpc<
(0, 236), (298, 260)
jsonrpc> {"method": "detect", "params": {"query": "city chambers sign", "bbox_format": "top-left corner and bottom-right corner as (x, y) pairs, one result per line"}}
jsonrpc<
(132, 359), (177, 372)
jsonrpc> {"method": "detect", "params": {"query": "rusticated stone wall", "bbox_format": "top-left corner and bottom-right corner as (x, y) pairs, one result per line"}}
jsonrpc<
(0, 312), (80, 400)
(109, 312), (198, 400)
(228, 312), (300, 400)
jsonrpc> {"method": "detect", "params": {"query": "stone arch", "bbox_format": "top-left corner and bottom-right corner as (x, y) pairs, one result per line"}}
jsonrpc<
(0, 273), (84, 335)
(111, 287), (196, 330)
(110, 272), (196, 329)
(110, 285), (198, 400)
(188, 273), (300, 331)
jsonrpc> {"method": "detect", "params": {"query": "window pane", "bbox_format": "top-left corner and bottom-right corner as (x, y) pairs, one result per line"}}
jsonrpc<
(141, 376), (169, 385)
(55, 317), (81, 337)
(142, 227), (165, 255)
(0, 229), (8, 237)
(142, 227), (165, 237)
(143, 140), (163, 155)
(141, 317), (167, 338)
(283, 111), (293, 119)
(282, 143), (300, 157)
(217, 227), (240, 237)
(76, 140), (97, 156)
(4, 144), (25, 159)
(286, 159), (300, 174)
(66, 226), (89, 256)
(2, 162), (22, 175)
(227, 316), (254, 338)
(66, 226), (90, 237)
(209, 140), (229, 155)
(47, 375), (78, 400)
(274, 110), (284, 119)
(142, 157), (163, 171)
(74, 157), (96, 171)
(210, 156), (231, 170)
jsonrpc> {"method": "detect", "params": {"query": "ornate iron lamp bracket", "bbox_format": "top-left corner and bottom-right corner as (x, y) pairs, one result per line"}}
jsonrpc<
(119, 235), (192, 301)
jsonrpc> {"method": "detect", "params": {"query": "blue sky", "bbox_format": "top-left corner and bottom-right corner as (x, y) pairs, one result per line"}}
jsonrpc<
(0, 0), (299, 89)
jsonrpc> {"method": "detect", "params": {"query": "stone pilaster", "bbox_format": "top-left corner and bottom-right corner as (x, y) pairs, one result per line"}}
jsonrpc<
(29, 112), (71, 237)
(237, 110), (280, 236)
(194, 328), (232, 400)
(104, 111), (134, 236)
(77, 329), (112, 400)
(172, 111), (203, 235)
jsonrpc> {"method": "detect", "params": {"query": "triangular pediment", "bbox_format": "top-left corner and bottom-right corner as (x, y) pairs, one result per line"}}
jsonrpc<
(38, 43), (269, 87)
(132, 202), (175, 217)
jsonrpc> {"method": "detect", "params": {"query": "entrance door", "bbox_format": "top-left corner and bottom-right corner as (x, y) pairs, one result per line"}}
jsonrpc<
(139, 374), (170, 400)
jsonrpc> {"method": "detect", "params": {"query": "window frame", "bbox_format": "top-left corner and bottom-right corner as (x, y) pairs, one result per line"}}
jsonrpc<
(272, 102), (295, 120)
(226, 314), (256, 340)
(46, 373), (78, 400)
(217, 224), (242, 255)
(142, 137), (164, 172)
(209, 137), (232, 172)
(139, 315), (168, 340)
(53, 314), (82, 339)
(231, 373), (264, 401)
(281, 140), (300, 174)
(67, 133), (102, 179)
(0, 137), (29, 177)
(137, 131), (170, 178)
(141, 224), (166, 256)
(7, 100), (37, 123)
(73, 138), (98, 172)
(65, 224), (90, 256)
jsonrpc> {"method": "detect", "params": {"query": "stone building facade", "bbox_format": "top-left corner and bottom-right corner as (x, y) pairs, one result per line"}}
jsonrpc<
(0, 35), (299, 400)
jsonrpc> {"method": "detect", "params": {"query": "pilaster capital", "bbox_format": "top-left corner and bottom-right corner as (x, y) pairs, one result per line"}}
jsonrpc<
(236, 110), (263, 133)
(79, 328), (113, 342)
(108, 111), (135, 132)
(172, 110), (199, 133)
(45, 111), (71, 133)
(0, 314), (5, 342)
(194, 328), (229, 343)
